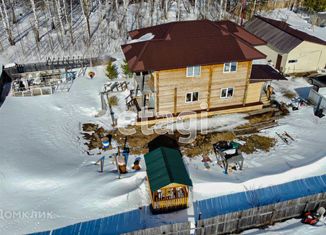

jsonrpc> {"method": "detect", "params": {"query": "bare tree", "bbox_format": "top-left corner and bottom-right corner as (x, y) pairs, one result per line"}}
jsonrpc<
(8, 0), (16, 24)
(44, 0), (55, 30)
(251, 0), (257, 18)
(220, 0), (224, 20)
(80, 0), (92, 44)
(67, 0), (74, 44)
(30, 0), (40, 42)
(56, 0), (66, 35)
(0, 0), (15, 45)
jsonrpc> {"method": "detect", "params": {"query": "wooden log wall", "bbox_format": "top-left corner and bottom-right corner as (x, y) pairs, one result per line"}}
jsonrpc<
(156, 61), (257, 116)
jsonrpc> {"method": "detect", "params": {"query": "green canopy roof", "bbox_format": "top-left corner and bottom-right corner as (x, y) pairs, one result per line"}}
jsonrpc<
(144, 147), (193, 192)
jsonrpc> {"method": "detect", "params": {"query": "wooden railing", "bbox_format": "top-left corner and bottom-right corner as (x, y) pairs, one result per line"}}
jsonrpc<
(152, 197), (188, 210)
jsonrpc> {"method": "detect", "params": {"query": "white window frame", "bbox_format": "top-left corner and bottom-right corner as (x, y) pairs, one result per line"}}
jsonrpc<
(220, 88), (234, 99)
(185, 91), (199, 103)
(223, 62), (237, 73)
(186, 66), (201, 77)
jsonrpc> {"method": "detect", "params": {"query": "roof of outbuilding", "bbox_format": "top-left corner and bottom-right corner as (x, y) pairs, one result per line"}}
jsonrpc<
(144, 147), (192, 192)
(122, 20), (266, 72)
(245, 16), (326, 54)
(147, 135), (179, 152)
(250, 64), (287, 83)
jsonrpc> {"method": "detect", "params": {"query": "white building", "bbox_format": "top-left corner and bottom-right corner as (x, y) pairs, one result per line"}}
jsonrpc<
(245, 16), (326, 74)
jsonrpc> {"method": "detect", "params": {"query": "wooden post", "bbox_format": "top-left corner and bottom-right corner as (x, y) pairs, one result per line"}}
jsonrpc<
(243, 61), (252, 106)
(100, 158), (104, 172)
(156, 72), (159, 114)
(174, 87), (177, 115)
(115, 147), (121, 179)
(140, 72), (144, 91)
(207, 66), (213, 111)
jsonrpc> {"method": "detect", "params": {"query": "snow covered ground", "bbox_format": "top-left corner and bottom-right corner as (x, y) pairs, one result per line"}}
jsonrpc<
(0, 5), (326, 235)
(0, 65), (325, 234)
(0, 66), (148, 234)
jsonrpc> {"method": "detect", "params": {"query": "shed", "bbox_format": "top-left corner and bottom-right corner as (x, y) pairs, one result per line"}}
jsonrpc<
(144, 147), (192, 212)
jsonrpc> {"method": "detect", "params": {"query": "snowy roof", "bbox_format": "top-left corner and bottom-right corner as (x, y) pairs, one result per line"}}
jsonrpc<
(245, 16), (326, 54)
(144, 147), (192, 192)
(122, 20), (266, 72)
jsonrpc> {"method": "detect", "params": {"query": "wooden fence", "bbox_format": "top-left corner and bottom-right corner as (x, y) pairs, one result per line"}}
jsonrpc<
(195, 192), (326, 235)
(122, 222), (191, 235)
(122, 192), (326, 235)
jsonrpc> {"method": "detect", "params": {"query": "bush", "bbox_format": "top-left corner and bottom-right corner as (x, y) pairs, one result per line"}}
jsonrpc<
(121, 60), (132, 78)
(105, 61), (118, 80)
(108, 96), (118, 107)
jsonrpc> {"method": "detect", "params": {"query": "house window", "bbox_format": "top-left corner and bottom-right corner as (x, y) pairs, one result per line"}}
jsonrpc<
(186, 66), (201, 77)
(220, 88), (234, 98)
(223, 62), (237, 73)
(185, 92), (199, 103)
(288, 59), (298, 63)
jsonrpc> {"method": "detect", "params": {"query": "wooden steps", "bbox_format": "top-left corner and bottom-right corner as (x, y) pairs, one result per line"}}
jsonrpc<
(261, 94), (270, 107)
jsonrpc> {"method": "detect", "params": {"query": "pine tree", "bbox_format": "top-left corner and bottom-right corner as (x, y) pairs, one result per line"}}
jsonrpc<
(105, 61), (118, 80)
(304, 0), (326, 12)
(121, 60), (132, 78)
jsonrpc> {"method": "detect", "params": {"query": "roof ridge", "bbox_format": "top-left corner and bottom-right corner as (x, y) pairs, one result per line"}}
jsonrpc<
(128, 21), (174, 35)
(224, 20), (268, 44)
(160, 147), (175, 184)
(130, 40), (150, 71)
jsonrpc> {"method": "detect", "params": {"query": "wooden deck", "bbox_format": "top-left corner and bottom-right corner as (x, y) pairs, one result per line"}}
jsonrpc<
(136, 102), (263, 125)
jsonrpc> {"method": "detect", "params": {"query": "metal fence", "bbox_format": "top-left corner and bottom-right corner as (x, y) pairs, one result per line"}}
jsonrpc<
(308, 88), (326, 110)
(195, 192), (326, 235)
(32, 175), (326, 235)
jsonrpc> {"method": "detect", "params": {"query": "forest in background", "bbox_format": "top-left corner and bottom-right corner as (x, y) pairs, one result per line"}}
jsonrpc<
(0, 0), (324, 63)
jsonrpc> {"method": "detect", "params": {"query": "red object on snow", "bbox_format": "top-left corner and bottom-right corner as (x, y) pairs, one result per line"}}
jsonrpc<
(301, 212), (319, 225)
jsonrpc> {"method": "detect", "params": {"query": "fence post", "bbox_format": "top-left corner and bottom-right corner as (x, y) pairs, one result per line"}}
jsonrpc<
(235, 211), (243, 233)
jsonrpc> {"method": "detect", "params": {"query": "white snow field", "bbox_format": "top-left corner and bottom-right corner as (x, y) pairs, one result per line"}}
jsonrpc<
(0, 5), (326, 235)
(0, 65), (326, 234)
(0, 66), (150, 234)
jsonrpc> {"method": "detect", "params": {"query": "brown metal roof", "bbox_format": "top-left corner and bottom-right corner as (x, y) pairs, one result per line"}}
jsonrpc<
(245, 16), (326, 54)
(216, 20), (267, 46)
(255, 16), (326, 46)
(122, 20), (266, 72)
(250, 64), (287, 83)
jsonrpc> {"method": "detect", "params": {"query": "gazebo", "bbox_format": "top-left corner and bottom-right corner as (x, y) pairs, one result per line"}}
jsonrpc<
(144, 147), (192, 213)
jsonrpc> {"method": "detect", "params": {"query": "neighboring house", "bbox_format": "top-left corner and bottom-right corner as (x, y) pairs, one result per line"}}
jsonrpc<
(245, 15), (326, 74)
(121, 20), (285, 123)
